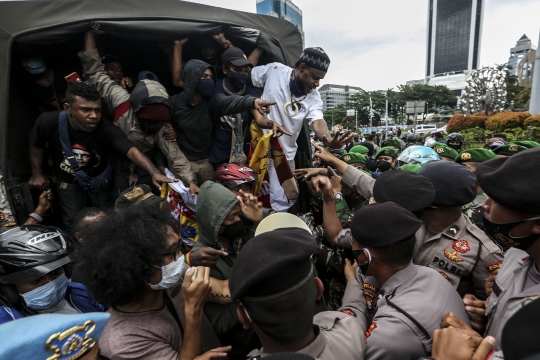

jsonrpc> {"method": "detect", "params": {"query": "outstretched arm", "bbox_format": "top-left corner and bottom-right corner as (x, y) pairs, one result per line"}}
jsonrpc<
(172, 39), (189, 88)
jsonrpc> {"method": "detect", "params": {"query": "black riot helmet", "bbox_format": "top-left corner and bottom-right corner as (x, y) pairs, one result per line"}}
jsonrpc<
(0, 225), (74, 285)
(446, 133), (464, 151)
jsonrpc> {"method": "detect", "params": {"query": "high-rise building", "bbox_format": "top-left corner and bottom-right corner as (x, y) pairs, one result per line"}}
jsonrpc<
(256, 0), (304, 43)
(319, 84), (363, 111)
(509, 34), (536, 77)
(517, 49), (536, 88)
(425, 0), (485, 95)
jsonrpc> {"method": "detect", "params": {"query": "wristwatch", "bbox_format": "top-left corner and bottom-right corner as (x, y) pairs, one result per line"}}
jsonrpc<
(334, 192), (343, 202)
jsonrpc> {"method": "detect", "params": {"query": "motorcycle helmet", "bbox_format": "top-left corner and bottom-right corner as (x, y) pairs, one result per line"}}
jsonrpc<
(397, 146), (441, 166)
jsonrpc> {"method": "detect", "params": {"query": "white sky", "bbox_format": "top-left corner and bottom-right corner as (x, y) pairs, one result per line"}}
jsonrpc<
(186, 0), (540, 91)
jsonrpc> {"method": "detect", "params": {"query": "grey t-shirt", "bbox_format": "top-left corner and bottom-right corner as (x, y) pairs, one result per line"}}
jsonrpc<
(98, 274), (222, 360)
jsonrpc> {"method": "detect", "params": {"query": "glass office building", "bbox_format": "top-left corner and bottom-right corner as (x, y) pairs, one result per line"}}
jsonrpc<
(256, 0), (304, 42)
(426, 0), (484, 77)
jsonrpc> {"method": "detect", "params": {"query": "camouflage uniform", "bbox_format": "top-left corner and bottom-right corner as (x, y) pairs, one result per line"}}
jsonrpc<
(313, 198), (366, 310)
(462, 193), (487, 230)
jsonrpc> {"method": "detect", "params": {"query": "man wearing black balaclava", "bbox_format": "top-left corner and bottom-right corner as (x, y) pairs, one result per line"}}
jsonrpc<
(170, 59), (276, 185)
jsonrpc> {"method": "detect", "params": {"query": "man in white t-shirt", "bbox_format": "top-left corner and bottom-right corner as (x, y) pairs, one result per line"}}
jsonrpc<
(250, 47), (351, 210)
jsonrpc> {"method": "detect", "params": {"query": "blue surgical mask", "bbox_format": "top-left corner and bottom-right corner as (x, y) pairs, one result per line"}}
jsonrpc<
(196, 78), (215, 98)
(20, 273), (69, 310)
(148, 255), (185, 290)
(227, 70), (248, 91)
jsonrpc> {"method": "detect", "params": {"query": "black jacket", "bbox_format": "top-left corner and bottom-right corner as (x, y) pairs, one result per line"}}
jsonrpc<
(169, 59), (256, 161)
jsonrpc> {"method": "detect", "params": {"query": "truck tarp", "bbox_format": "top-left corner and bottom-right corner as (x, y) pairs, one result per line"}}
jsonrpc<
(0, 0), (303, 172)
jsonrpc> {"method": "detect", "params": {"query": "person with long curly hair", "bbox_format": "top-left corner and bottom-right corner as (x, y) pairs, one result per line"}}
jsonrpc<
(76, 205), (232, 360)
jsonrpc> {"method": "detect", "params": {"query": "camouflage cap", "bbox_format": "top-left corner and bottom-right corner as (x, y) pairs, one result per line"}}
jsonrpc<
(375, 146), (398, 159)
(455, 148), (497, 163)
(339, 152), (367, 165)
(492, 143), (528, 156)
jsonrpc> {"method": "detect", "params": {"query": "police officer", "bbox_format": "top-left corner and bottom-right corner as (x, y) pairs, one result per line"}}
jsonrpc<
(455, 148), (497, 230)
(350, 202), (470, 360)
(229, 220), (368, 359)
(475, 148), (540, 353)
(416, 161), (504, 300)
(0, 312), (110, 359)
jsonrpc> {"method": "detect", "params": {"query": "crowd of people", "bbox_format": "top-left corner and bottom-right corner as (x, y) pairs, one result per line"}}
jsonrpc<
(0, 26), (539, 360)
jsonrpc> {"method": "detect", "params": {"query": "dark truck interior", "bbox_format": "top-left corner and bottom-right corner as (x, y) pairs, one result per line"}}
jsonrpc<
(1, 11), (311, 225)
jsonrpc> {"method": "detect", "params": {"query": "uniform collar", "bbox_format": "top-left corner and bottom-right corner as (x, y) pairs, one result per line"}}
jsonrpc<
(423, 213), (468, 242)
(379, 262), (417, 297)
(248, 325), (326, 359)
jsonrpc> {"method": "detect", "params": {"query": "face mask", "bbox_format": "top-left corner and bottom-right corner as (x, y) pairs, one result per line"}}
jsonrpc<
(227, 70), (248, 91)
(148, 255), (185, 290)
(352, 248), (372, 275)
(196, 78), (215, 98)
(220, 219), (245, 240)
(481, 213), (540, 250)
(376, 161), (392, 172)
(138, 118), (165, 134)
(20, 273), (68, 310)
(447, 143), (461, 151)
(289, 77), (306, 97)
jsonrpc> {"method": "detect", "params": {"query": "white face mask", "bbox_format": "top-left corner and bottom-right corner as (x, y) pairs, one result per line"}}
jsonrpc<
(148, 255), (185, 290)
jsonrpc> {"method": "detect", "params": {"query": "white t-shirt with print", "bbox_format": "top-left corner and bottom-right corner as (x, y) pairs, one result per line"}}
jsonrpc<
(251, 62), (324, 161)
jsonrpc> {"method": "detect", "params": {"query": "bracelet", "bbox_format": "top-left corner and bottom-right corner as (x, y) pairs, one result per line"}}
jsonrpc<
(185, 252), (192, 266)
(28, 212), (43, 223)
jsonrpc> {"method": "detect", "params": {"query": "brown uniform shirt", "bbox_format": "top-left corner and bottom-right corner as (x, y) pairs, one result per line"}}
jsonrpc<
(414, 214), (504, 300)
(247, 279), (368, 359)
(365, 264), (470, 360)
(485, 248), (540, 351)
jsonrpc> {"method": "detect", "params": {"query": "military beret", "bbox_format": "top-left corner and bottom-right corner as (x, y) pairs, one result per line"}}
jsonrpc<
(477, 148), (540, 214)
(502, 298), (540, 360)
(492, 143), (528, 156)
(349, 145), (369, 155)
(375, 146), (398, 159)
(455, 148), (497, 163)
(350, 202), (422, 247)
(339, 152), (366, 165)
(381, 138), (402, 149)
(373, 171), (435, 213)
(512, 140), (540, 149)
(432, 144), (458, 160)
(418, 161), (477, 206)
(0, 312), (110, 360)
(400, 164), (423, 173)
(230, 228), (316, 301)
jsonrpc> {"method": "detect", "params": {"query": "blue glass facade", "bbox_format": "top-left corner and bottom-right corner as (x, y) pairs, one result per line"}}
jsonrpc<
(256, 0), (303, 30)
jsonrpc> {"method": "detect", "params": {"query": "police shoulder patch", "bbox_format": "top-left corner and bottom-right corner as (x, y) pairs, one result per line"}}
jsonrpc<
(486, 261), (502, 272)
(365, 322), (377, 339)
(339, 308), (357, 317)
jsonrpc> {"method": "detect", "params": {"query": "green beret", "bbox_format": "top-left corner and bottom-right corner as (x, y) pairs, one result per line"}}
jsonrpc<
(375, 146), (398, 159)
(429, 142), (444, 149)
(492, 143), (528, 156)
(399, 164), (423, 173)
(350, 145), (369, 155)
(512, 140), (540, 149)
(455, 148), (497, 163)
(433, 144), (458, 160)
(339, 152), (366, 165)
(381, 138), (402, 149)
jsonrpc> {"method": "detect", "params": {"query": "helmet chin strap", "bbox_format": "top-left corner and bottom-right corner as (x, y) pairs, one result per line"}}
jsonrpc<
(67, 105), (92, 132)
